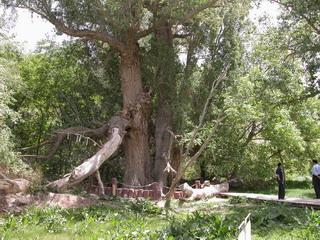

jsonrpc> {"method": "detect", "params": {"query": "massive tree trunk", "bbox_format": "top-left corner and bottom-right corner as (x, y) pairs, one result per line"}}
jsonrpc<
(153, 21), (177, 187)
(37, 41), (152, 188)
(120, 42), (151, 185)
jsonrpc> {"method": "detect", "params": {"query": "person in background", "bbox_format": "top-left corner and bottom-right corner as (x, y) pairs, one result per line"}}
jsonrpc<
(275, 162), (285, 200)
(311, 160), (320, 199)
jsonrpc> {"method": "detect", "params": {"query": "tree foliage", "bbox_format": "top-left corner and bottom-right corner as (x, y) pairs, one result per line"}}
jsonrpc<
(0, 38), (32, 176)
(0, 0), (319, 187)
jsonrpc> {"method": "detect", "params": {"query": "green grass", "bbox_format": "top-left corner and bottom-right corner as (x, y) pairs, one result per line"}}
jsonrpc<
(0, 197), (319, 240)
(0, 199), (168, 240)
(223, 199), (320, 240)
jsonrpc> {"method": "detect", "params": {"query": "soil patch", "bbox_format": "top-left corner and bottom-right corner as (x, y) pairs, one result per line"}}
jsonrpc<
(0, 192), (98, 213)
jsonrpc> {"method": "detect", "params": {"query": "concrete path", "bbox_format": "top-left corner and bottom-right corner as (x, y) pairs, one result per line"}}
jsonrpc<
(219, 192), (320, 208)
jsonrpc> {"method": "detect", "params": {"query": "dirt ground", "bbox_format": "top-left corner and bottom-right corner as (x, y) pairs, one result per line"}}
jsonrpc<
(0, 192), (98, 213)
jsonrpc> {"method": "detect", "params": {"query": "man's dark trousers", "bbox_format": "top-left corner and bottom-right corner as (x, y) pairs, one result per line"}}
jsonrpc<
(278, 180), (285, 199)
(312, 175), (320, 199)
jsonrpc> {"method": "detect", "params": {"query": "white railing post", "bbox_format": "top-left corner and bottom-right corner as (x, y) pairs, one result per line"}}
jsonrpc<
(237, 213), (251, 240)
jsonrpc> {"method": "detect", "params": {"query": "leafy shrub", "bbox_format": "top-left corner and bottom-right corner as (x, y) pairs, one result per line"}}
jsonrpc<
(159, 211), (236, 240)
(229, 196), (248, 204)
(295, 209), (320, 239)
(306, 209), (320, 230)
(0, 42), (34, 178)
(128, 199), (162, 215)
(252, 204), (300, 228)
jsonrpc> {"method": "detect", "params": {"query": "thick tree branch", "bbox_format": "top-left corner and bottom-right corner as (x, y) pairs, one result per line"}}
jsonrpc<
(46, 115), (130, 191)
(46, 16), (126, 52)
(5, 2), (126, 52)
(95, 170), (105, 195)
(0, 172), (30, 194)
(44, 124), (110, 161)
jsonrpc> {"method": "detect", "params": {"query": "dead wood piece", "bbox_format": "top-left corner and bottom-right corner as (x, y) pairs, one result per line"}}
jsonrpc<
(21, 123), (110, 161)
(180, 182), (229, 201)
(46, 115), (129, 191)
(95, 170), (105, 195)
(46, 123), (110, 160)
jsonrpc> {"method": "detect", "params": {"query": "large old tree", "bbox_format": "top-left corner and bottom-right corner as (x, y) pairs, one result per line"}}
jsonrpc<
(2, 0), (228, 190)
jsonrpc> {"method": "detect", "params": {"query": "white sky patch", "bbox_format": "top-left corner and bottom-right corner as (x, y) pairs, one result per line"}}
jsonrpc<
(8, 8), (69, 52)
(249, 0), (281, 31)
(9, 0), (280, 54)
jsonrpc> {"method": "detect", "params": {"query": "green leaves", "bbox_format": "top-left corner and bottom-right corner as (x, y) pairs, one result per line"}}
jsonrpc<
(0, 39), (31, 176)
(162, 211), (235, 239)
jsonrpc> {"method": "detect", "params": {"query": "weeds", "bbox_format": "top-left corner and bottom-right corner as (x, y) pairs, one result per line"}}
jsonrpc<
(128, 199), (162, 215)
(1, 199), (319, 240)
(159, 211), (236, 240)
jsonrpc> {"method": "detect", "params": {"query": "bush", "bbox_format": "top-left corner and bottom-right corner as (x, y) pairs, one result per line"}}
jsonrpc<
(159, 211), (236, 240)
(296, 209), (320, 239)
(128, 199), (163, 215)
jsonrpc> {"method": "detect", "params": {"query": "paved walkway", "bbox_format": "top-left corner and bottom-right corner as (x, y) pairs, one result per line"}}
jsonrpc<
(218, 192), (320, 208)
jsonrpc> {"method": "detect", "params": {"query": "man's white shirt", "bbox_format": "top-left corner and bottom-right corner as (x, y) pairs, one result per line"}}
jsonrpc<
(312, 163), (320, 176)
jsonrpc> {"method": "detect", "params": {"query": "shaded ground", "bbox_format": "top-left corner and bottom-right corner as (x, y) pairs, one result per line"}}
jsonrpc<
(0, 193), (97, 213)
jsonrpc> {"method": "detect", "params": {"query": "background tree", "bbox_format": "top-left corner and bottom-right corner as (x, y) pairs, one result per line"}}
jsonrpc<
(14, 41), (122, 180)
(188, 18), (320, 184)
(271, 0), (320, 93)
(0, 35), (32, 177)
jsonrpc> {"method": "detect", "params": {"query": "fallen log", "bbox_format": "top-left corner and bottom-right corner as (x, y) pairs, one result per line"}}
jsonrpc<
(46, 115), (129, 191)
(180, 182), (229, 201)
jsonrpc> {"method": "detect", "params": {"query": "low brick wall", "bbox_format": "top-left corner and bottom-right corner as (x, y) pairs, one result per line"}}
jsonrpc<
(89, 178), (227, 200)
(90, 180), (185, 200)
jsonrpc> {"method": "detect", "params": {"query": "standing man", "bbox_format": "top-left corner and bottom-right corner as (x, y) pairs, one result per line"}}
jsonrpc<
(275, 163), (285, 200)
(311, 160), (320, 199)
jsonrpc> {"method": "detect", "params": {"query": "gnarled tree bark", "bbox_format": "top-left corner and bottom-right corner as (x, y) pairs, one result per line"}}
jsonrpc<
(120, 43), (152, 185)
(153, 20), (177, 188)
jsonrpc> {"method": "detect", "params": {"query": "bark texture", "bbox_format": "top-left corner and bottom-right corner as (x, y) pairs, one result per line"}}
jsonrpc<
(153, 21), (177, 187)
(120, 43), (151, 185)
